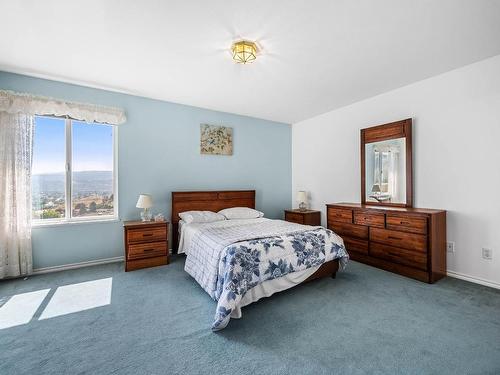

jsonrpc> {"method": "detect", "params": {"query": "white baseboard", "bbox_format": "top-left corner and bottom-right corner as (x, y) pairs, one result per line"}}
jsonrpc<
(31, 257), (499, 290)
(32, 249), (174, 276)
(32, 256), (124, 275)
(447, 270), (500, 290)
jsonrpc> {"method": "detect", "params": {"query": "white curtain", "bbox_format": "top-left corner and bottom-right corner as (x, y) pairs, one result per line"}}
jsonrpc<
(0, 90), (126, 125)
(0, 90), (125, 279)
(0, 112), (34, 279)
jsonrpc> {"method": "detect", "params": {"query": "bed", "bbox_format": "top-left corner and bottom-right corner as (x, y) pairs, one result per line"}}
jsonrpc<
(171, 190), (349, 330)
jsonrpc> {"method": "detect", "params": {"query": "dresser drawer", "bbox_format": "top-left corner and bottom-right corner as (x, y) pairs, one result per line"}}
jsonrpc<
(127, 241), (167, 260)
(285, 212), (304, 224)
(370, 228), (427, 253)
(386, 214), (427, 235)
(328, 221), (368, 240)
(354, 211), (385, 228)
(127, 227), (167, 243)
(370, 242), (427, 271)
(328, 208), (353, 223)
(343, 237), (369, 255)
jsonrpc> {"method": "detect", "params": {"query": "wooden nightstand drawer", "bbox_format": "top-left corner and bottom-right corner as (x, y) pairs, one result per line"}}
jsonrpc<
(285, 212), (304, 224)
(127, 227), (167, 243)
(328, 208), (353, 223)
(284, 210), (321, 226)
(127, 241), (167, 260)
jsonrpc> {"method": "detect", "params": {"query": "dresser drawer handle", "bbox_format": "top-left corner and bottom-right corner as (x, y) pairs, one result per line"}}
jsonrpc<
(388, 236), (402, 240)
(399, 221), (410, 225)
(143, 248), (156, 252)
(142, 233), (154, 237)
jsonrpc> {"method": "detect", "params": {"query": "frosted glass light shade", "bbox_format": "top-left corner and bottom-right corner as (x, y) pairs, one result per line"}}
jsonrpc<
(296, 191), (307, 203)
(231, 40), (258, 64)
(136, 194), (153, 209)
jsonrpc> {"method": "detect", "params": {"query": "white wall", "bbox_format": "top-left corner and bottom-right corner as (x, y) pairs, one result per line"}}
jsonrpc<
(293, 54), (500, 287)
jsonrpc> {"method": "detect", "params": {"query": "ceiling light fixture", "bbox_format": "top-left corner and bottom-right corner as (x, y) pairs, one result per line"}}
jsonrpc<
(231, 40), (258, 64)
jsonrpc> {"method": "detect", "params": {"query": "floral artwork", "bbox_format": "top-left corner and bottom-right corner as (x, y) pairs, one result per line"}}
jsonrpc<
(200, 124), (233, 155)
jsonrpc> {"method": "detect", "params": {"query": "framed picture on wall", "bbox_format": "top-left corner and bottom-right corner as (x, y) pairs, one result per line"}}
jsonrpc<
(200, 124), (233, 155)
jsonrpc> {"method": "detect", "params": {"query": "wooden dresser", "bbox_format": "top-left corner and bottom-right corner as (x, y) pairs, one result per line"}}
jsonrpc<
(284, 209), (321, 226)
(326, 203), (446, 283)
(123, 221), (169, 271)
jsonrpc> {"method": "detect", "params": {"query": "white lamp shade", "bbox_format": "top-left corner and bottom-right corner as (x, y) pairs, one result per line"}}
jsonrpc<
(296, 191), (307, 203)
(136, 194), (153, 209)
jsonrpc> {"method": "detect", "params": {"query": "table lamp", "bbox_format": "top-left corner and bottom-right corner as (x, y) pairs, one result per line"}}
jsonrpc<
(136, 194), (153, 221)
(296, 191), (307, 211)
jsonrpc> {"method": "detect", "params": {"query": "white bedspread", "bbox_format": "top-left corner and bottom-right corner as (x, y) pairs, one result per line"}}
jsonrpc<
(180, 218), (317, 298)
(178, 218), (349, 330)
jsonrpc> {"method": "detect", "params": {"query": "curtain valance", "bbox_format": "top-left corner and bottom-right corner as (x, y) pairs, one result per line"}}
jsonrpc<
(0, 90), (126, 125)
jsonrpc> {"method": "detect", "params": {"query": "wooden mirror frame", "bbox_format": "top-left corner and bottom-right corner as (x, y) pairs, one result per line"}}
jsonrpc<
(360, 118), (413, 208)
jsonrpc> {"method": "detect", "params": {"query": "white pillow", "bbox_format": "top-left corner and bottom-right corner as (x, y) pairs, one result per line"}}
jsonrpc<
(218, 207), (264, 220)
(178, 210), (226, 224)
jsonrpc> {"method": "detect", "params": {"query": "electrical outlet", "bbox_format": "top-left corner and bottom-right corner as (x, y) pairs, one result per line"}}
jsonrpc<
(482, 248), (493, 260)
(447, 241), (455, 253)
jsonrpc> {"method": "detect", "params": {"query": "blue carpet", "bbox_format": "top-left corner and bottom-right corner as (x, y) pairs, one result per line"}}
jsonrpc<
(1, 256), (499, 375)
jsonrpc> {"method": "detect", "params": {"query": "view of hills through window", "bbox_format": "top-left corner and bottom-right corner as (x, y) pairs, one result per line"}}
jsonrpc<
(32, 116), (114, 220)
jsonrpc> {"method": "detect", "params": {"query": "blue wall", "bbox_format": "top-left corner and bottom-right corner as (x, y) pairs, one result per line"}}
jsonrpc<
(0, 72), (292, 269)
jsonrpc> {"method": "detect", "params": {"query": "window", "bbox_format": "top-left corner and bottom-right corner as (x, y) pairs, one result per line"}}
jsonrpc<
(32, 116), (117, 224)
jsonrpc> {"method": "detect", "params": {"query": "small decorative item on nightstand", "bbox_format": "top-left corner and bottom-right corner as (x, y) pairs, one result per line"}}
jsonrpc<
(284, 209), (321, 226)
(296, 191), (308, 211)
(154, 213), (165, 222)
(136, 194), (153, 221)
(123, 220), (169, 271)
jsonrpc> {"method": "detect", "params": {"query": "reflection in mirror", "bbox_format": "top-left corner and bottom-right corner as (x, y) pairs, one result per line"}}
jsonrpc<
(365, 137), (406, 204)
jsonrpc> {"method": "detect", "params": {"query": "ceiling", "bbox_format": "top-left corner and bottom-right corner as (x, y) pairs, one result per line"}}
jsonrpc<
(1, 0), (500, 124)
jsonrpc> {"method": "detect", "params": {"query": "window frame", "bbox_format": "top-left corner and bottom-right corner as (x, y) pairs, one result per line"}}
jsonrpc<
(32, 115), (119, 227)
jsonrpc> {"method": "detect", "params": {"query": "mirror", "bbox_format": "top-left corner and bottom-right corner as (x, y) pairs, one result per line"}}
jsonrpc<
(365, 138), (406, 204)
(361, 119), (413, 207)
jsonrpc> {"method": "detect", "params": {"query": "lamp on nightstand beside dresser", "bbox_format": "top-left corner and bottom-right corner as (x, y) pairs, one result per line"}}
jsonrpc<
(123, 220), (169, 271)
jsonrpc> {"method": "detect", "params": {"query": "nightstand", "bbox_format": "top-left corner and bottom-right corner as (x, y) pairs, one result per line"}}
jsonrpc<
(284, 209), (321, 226)
(123, 221), (169, 271)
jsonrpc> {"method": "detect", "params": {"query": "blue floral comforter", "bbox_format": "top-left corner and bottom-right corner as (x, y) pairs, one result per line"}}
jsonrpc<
(181, 219), (348, 330)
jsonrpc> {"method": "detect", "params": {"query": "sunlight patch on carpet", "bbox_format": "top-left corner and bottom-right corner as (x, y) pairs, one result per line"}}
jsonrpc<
(39, 278), (112, 320)
(0, 289), (50, 329)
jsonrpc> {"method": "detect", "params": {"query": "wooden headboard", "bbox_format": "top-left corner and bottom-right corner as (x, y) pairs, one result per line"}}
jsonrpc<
(171, 190), (256, 253)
